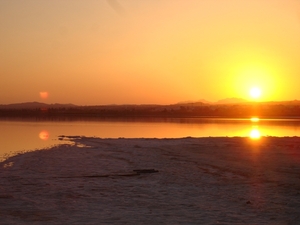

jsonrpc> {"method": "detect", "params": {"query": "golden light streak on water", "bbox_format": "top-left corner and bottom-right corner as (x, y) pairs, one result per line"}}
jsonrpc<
(250, 127), (261, 139)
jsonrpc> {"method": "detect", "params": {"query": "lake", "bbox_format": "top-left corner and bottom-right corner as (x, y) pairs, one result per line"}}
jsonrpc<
(1, 117), (300, 160)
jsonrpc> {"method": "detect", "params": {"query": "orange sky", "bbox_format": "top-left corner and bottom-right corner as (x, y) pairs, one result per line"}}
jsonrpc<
(1, 0), (300, 105)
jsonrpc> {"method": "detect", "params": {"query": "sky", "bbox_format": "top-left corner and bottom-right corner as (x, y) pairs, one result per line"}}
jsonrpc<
(1, 0), (300, 105)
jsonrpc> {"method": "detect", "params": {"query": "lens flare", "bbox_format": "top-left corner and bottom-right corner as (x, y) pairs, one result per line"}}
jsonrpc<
(39, 91), (49, 99)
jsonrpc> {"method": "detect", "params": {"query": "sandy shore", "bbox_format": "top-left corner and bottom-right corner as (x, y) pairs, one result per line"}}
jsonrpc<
(1, 136), (300, 224)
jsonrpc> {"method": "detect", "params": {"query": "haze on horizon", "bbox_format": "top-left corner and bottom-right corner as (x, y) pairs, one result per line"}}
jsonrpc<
(1, 0), (300, 105)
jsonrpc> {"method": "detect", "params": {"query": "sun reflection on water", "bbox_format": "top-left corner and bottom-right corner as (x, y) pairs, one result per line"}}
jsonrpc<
(249, 117), (261, 139)
(250, 127), (261, 139)
(250, 117), (260, 123)
(39, 130), (49, 141)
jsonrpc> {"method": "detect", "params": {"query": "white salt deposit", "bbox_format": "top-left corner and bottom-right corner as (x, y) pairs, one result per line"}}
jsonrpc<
(1, 136), (300, 224)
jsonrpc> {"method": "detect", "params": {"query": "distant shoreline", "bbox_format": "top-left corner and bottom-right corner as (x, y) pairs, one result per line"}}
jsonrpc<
(2, 114), (300, 122)
(1, 102), (300, 119)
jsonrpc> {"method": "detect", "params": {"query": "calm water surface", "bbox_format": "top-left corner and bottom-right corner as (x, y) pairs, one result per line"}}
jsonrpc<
(1, 118), (300, 160)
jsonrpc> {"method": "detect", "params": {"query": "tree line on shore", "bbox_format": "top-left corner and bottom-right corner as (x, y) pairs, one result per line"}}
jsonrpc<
(1, 103), (300, 118)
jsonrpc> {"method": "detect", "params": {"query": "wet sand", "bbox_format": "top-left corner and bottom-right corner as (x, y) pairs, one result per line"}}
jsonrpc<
(1, 136), (300, 224)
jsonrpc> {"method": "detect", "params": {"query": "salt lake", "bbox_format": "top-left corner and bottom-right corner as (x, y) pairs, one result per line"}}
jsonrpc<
(1, 117), (300, 160)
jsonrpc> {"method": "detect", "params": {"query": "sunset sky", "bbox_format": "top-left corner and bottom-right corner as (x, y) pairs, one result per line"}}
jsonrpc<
(1, 0), (300, 105)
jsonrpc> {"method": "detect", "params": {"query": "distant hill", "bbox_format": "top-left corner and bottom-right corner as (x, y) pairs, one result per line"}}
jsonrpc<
(176, 99), (213, 105)
(0, 102), (77, 109)
(197, 99), (212, 104)
(176, 98), (300, 106)
(259, 100), (300, 105)
(216, 98), (248, 104)
(176, 98), (248, 105)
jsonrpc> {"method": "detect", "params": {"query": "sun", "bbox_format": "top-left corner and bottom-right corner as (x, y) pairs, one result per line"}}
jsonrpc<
(249, 87), (261, 99)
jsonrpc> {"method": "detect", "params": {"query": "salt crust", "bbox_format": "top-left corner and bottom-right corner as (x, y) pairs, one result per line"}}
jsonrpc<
(1, 137), (300, 224)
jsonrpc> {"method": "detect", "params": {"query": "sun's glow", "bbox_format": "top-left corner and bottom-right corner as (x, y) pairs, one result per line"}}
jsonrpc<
(228, 60), (280, 102)
(249, 87), (261, 99)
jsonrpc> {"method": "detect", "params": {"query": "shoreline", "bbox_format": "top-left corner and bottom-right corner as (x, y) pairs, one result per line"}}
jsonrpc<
(1, 136), (300, 224)
(2, 115), (300, 121)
